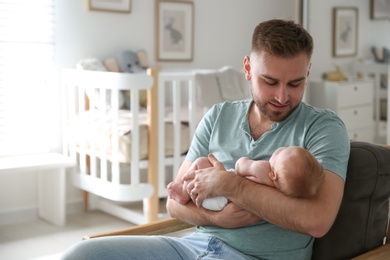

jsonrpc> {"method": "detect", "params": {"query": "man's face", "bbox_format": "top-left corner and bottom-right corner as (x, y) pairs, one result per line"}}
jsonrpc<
(243, 52), (311, 122)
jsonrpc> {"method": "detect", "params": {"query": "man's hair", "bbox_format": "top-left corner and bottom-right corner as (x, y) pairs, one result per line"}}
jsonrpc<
(251, 19), (313, 59)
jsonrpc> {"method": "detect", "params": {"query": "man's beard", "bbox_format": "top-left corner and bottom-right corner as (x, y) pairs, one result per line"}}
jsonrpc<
(253, 96), (297, 122)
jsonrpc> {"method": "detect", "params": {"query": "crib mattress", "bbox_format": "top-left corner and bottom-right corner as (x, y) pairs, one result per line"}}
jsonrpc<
(68, 109), (191, 163)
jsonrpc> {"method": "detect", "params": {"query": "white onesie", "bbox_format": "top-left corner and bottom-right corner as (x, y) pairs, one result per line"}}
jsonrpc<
(201, 169), (234, 211)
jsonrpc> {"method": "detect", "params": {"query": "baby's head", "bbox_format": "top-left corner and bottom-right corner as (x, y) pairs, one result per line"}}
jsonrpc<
(269, 146), (324, 198)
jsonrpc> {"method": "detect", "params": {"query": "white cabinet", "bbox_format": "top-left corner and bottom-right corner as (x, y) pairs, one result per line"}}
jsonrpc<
(309, 80), (374, 142)
(353, 62), (389, 144)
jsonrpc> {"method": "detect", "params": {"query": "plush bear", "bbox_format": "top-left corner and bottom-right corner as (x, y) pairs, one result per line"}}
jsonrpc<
(115, 50), (146, 73)
(105, 50), (149, 109)
(77, 57), (125, 110)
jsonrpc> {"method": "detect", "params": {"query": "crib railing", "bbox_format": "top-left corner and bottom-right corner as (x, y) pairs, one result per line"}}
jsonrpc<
(61, 69), (154, 204)
(157, 70), (198, 197)
(61, 67), (202, 224)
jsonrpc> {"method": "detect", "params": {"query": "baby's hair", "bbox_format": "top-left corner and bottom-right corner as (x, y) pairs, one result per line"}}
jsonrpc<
(277, 147), (324, 198)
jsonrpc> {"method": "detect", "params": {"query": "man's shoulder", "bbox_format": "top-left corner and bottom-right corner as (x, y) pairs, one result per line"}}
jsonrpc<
(298, 102), (340, 121)
(285, 102), (347, 133)
(215, 99), (251, 110)
(218, 99), (251, 105)
(300, 102), (335, 115)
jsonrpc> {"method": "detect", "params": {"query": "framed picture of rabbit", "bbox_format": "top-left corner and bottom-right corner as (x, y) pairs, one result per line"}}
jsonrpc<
(332, 7), (358, 57)
(156, 0), (194, 61)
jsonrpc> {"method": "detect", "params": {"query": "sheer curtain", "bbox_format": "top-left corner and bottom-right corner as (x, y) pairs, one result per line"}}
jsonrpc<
(0, 0), (56, 156)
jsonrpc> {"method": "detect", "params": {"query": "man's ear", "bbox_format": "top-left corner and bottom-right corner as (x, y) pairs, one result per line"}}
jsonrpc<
(307, 62), (311, 77)
(243, 56), (251, 80)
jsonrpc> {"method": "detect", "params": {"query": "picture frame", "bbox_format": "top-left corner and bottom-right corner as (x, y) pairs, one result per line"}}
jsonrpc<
(371, 0), (390, 20)
(88, 0), (131, 13)
(155, 0), (194, 61)
(295, 0), (304, 26)
(332, 7), (358, 57)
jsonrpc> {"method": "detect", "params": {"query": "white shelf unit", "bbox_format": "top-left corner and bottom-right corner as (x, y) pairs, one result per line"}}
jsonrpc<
(353, 62), (389, 144)
(309, 80), (374, 143)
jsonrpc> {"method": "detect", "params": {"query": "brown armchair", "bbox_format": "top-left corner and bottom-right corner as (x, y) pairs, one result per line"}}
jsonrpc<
(84, 141), (390, 260)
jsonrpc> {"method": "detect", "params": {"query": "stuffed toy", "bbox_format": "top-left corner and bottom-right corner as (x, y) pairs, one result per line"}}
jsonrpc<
(115, 50), (145, 73)
(104, 50), (149, 109)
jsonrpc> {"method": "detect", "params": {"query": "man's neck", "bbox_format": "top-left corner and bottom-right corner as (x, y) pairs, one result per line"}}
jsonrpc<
(248, 103), (274, 140)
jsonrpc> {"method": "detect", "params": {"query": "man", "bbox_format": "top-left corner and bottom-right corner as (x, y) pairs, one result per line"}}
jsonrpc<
(62, 19), (350, 260)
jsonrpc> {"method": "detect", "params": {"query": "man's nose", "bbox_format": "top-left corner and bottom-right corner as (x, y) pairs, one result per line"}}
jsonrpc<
(275, 85), (288, 104)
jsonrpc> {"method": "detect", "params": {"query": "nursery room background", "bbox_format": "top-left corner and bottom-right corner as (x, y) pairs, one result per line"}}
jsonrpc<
(0, 0), (389, 258)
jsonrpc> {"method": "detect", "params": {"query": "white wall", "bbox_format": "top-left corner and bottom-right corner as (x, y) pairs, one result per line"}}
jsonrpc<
(56, 0), (297, 70)
(1, 0), (389, 224)
(56, 0), (389, 78)
(307, 0), (390, 79)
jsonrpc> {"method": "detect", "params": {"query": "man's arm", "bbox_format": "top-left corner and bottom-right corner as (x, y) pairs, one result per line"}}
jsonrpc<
(184, 154), (344, 238)
(166, 159), (261, 228)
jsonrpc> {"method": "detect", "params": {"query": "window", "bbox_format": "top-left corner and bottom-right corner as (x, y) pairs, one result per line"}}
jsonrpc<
(0, 0), (56, 156)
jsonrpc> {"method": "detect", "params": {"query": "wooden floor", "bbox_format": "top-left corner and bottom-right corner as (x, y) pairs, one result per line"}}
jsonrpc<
(0, 210), (133, 260)
(0, 197), (169, 260)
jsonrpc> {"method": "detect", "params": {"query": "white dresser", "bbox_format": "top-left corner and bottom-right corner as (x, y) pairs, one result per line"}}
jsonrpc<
(309, 80), (374, 142)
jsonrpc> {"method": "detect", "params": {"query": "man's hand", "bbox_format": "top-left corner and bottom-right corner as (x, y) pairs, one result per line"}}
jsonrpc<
(183, 154), (229, 208)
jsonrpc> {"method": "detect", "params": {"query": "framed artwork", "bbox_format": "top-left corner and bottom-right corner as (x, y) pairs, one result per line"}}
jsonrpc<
(332, 7), (358, 57)
(371, 0), (390, 20)
(156, 0), (194, 61)
(88, 0), (131, 13)
(295, 0), (304, 25)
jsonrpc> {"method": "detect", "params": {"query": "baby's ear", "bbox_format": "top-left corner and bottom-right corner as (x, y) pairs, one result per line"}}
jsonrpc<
(269, 171), (278, 181)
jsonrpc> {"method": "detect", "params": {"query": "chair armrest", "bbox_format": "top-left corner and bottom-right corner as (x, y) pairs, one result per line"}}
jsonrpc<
(83, 218), (194, 240)
(352, 243), (390, 259)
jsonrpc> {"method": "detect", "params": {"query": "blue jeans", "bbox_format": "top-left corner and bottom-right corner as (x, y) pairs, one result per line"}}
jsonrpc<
(61, 233), (259, 260)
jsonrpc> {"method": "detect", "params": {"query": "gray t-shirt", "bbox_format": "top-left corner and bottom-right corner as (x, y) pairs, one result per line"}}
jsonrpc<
(186, 100), (350, 259)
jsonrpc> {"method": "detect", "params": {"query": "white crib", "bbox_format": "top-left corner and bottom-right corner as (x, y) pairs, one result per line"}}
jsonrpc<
(61, 67), (202, 224)
(61, 66), (248, 224)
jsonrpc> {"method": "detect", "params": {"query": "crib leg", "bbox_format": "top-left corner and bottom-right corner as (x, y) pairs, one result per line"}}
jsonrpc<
(83, 154), (90, 212)
(146, 66), (160, 222)
(83, 191), (89, 211)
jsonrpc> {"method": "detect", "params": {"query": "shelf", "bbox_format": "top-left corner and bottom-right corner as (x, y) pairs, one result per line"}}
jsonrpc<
(353, 61), (389, 144)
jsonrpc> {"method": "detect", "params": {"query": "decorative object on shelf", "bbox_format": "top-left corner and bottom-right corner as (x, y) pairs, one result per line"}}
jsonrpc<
(155, 0), (194, 62)
(322, 65), (347, 82)
(371, 47), (390, 63)
(88, 0), (131, 13)
(370, 0), (390, 20)
(332, 7), (358, 57)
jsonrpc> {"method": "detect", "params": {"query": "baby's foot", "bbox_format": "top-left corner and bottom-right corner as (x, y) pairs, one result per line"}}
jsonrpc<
(167, 182), (191, 205)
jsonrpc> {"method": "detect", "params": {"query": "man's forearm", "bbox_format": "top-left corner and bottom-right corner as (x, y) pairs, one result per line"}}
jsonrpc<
(222, 170), (344, 237)
(166, 196), (261, 229)
(166, 197), (217, 226)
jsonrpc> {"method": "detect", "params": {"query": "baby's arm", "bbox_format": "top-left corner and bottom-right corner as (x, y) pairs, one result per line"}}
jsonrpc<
(235, 157), (275, 187)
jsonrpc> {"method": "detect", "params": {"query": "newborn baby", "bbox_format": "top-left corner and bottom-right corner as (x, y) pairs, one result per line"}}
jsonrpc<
(167, 146), (324, 211)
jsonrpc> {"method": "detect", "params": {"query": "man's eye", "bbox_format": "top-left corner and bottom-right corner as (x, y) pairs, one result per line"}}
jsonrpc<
(288, 82), (301, 88)
(265, 80), (277, 86)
